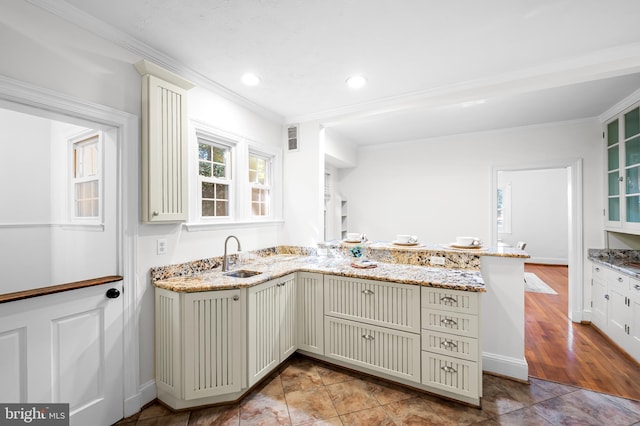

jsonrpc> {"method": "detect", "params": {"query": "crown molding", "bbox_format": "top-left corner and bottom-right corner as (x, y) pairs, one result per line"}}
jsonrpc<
(599, 88), (640, 123)
(25, 0), (285, 124)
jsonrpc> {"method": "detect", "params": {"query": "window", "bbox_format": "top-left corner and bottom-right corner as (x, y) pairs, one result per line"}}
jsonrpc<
(497, 184), (512, 233)
(249, 152), (271, 217)
(71, 133), (101, 220)
(188, 121), (282, 229)
(198, 137), (232, 218)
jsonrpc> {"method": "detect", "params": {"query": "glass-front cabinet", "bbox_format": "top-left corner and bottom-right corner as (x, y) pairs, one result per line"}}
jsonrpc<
(605, 102), (640, 233)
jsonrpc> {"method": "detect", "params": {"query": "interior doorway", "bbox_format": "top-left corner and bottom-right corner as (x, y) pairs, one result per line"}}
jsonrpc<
(491, 159), (584, 322)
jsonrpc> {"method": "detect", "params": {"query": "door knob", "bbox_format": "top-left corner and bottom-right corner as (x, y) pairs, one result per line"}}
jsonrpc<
(106, 288), (121, 299)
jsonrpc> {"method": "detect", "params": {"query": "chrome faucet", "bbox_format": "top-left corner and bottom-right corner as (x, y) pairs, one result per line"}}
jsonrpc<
(222, 235), (242, 272)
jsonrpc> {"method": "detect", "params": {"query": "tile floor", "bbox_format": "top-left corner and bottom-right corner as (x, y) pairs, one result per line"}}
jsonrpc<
(115, 355), (640, 425)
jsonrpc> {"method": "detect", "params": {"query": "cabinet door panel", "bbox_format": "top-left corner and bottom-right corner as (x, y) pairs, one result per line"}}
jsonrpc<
(183, 290), (242, 399)
(297, 272), (324, 355)
(279, 274), (298, 360)
(248, 281), (279, 386)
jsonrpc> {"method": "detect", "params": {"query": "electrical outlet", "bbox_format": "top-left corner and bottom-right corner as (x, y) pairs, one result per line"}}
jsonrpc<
(430, 256), (445, 266)
(157, 239), (167, 255)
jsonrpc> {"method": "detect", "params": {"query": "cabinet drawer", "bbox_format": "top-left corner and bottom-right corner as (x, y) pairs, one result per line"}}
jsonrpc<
(324, 275), (420, 333)
(421, 309), (479, 338)
(324, 316), (420, 383)
(592, 264), (607, 282)
(601, 266), (629, 290)
(421, 329), (479, 362)
(421, 287), (479, 315)
(421, 351), (479, 399)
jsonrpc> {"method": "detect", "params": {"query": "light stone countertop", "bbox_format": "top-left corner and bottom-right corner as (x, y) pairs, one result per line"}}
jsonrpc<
(152, 254), (486, 293)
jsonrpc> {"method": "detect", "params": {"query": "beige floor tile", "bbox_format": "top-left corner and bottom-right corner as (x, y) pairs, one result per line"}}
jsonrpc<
(135, 412), (190, 426)
(280, 358), (324, 393)
(284, 387), (339, 425)
(325, 379), (380, 415)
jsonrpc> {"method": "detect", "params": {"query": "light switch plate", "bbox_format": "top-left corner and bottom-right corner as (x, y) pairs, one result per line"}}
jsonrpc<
(157, 239), (167, 255)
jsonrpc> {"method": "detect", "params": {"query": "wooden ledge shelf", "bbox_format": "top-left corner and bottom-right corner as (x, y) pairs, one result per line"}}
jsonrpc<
(0, 275), (123, 304)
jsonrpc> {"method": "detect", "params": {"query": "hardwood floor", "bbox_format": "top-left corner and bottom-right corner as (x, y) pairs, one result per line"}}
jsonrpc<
(524, 263), (640, 401)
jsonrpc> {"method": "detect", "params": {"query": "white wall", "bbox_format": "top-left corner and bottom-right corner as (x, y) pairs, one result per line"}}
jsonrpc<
(498, 168), (569, 264)
(280, 121), (324, 246)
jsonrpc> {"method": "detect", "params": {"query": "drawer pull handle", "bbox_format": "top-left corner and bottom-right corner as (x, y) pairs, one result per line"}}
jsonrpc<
(441, 365), (457, 374)
(595, 267), (600, 272)
(441, 318), (458, 326)
(634, 284), (640, 291)
(362, 334), (375, 341)
(441, 340), (458, 349)
(618, 277), (624, 282)
(362, 289), (375, 295)
(233, 295), (239, 301)
(440, 296), (457, 304)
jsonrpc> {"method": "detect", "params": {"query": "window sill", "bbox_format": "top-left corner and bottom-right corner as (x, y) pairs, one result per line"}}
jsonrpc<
(183, 219), (284, 232)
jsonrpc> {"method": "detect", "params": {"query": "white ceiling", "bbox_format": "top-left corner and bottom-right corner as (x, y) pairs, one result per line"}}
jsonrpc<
(36, 0), (640, 145)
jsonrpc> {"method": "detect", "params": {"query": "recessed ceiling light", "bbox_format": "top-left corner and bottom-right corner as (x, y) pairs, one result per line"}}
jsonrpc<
(241, 73), (260, 86)
(346, 75), (367, 89)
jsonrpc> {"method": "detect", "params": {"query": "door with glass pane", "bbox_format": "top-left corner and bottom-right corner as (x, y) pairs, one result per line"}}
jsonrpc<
(624, 106), (640, 230)
(607, 117), (621, 227)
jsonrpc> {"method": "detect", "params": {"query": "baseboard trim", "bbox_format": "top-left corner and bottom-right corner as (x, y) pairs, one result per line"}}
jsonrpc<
(482, 352), (529, 381)
(123, 380), (156, 417)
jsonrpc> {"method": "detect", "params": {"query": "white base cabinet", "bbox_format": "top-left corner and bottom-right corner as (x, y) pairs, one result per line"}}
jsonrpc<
(589, 262), (640, 363)
(156, 271), (484, 409)
(247, 273), (297, 386)
(155, 288), (242, 405)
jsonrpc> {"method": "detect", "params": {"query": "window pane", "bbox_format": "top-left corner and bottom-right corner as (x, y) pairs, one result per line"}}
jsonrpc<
(216, 201), (228, 216)
(198, 143), (211, 160)
(625, 108), (640, 139)
(608, 146), (619, 171)
(627, 195), (640, 223)
(608, 171), (620, 196)
(608, 119), (619, 146)
(625, 136), (640, 166)
(212, 147), (225, 163)
(626, 166), (640, 195)
(202, 200), (214, 216)
(252, 202), (260, 216)
(199, 161), (212, 177)
(216, 184), (228, 200)
(213, 164), (226, 178)
(609, 198), (620, 221)
(202, 182), (215, 198)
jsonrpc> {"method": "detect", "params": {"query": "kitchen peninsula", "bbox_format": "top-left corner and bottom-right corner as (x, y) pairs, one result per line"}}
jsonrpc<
(152, 242), (528, 410)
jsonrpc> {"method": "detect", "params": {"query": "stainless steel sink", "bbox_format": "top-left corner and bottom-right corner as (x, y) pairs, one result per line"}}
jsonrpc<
(224, 269), (262, 278)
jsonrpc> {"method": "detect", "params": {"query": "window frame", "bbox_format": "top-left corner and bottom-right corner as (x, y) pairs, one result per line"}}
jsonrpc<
(69, 130), (103, 224)
(195, 130), (237, 222)
(248, 150), (273, 218)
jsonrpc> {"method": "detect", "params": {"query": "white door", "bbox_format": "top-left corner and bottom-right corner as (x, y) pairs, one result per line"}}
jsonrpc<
(0, 282), (124, 426)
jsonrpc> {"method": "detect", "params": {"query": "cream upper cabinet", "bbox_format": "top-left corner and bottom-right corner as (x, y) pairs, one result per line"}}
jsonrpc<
(136, 60), (194, 222)
(605, 103), (640, 233)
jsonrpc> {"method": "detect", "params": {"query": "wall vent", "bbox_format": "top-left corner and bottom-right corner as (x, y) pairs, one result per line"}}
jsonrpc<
(287, 124), (299, 151)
